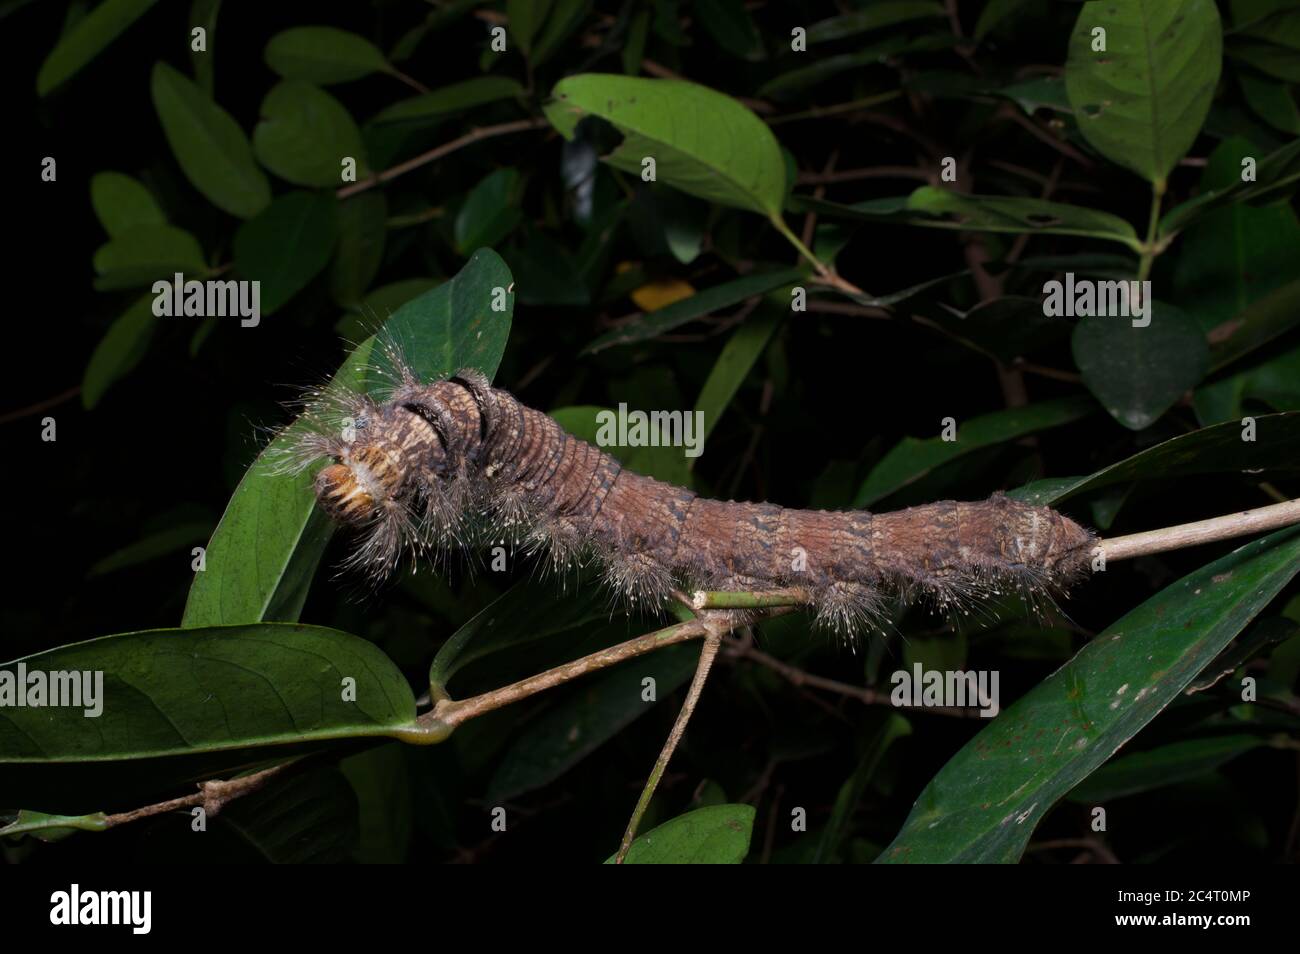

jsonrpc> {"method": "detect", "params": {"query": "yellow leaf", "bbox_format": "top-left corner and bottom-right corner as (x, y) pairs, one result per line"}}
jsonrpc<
(631, 277), (695, 312)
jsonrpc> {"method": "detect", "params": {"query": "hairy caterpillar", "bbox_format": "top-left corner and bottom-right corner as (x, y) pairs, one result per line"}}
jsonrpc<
(279, 348), (1096, 632)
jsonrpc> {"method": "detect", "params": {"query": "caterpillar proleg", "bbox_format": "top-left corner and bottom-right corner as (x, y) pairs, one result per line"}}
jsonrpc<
(280, 350), (1097, 632)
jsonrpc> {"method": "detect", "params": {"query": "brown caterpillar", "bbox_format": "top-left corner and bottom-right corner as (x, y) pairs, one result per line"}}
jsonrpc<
(278, 351), (1096, 632)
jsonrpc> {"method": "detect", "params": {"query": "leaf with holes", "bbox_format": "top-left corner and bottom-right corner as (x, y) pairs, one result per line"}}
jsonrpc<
(545, 74), (787, 220)
(879, 525), (1300, 863)
(1064, 0), (1222, 185)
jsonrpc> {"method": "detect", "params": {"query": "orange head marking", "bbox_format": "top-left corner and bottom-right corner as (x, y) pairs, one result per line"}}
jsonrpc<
(314, 442), (405, 525)
(314, 463), (374, 525)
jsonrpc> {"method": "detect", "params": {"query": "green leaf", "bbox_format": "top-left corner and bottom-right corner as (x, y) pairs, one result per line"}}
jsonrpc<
(694, 0), (764, 59)
(340, 743), (412, 863)
(923, 296), (1072, 365)
(583, 266), (802, 353)
(217, 766), (360, 863)
(264, 26), (389, 84)
(90, 172), (165, 237)
(1072, 303), (1209, 430)
(607, 804), (755, 863)
(232, 191), (339, 315)
(793, 189), (1142, 250)
(1226, 6), (1300, 82)
(878, 525), (1300, 863)
(329, 193), (388, 305)
(1195, 345), (1300, 424)
(694, 305), (784, 444)
(389, 0), (483, 61)
(1067, 734), (1265, 802)
(807, 1), (946, 43)
(339, 278), (440, 333)
(1206, 277), (1300, 372)
(367, 247), (514, 386)
(545, 74), (787, 219)
(91, 224), (207, 290)
(454, 168), (525, 254)
(1238, 71), (1300, 134)
(182, 250), (513, 628)
(1010, 411), (1300, 505)
(252, 81), (369, 187)
(897, 188), (1138, 246)
(1064, 0), (1223, 185)
(757, 36), (951, 96)
(974, 0), (1032, 41)
(815, 714), (911, 863)
(1160, 138), (1300, 234)
(82, 296), (157, 410)
(87, 521), (213, 576)
(623, 8), (650, 74)
(1227, 36), (1300, 82)
(151, 62), (271, 219)
(658, 190), (707, 264)
(487, 641), (700, 800)
(1172, 137), (1300, 333)
(370, 76), (524, 124)
(0, 810), (108, 842)
(996, 75), (1072, 114)
(36, 0), (159, 95)
(0, 624), (419, 763)
(853, 397), (1095, 508)
(429, 574), (611, 697)
(508, 0), (554, 55)
(189, 0), (221, 94)
(531, 0), (590, 67)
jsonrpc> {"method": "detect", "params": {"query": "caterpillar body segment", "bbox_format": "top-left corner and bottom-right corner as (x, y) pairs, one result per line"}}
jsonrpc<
(289, 366), (1096, 632)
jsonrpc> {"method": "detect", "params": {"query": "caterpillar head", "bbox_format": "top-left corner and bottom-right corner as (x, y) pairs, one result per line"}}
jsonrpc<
(314, 443), (404, 526)
(295, 402), (445, 580)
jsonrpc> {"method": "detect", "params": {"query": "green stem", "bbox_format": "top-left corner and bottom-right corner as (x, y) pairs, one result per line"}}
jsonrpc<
(692, 586), (810, 609)
(771, 214), (827, 274)
(384, 66), (430, 95)
(771, 214), (869, 297)
(1137, 178), (1166, 282)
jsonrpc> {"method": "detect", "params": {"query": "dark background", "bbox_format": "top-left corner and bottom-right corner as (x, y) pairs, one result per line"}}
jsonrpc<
(3, 0), (1298, 864)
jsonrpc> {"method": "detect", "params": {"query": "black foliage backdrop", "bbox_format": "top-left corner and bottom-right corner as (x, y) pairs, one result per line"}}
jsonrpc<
(3, 0), (1300, 864)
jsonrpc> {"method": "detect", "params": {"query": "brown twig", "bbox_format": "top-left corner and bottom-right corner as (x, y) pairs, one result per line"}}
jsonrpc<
(386, 67), (430, 95)
(806, 300), (892, 319)
(0, 386), (81, 425)
(728, 640), (985, 719)
(426, 617), (712, 730)
(1000, 104), (1094, 168)
(800, 150), (839, 250)
(1011, 359), (1083, 384)
(1097, 499), (1300, 563)
(1026, 837), (1120, 864)
(101, 763), (291, 829)
(337, 118), (548, 199)
(615, 625), (726, 863)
